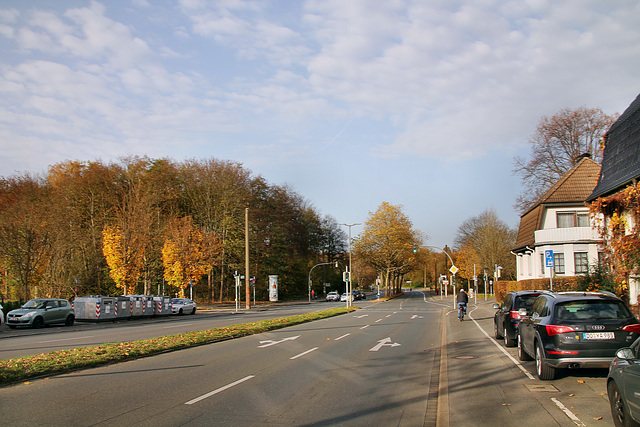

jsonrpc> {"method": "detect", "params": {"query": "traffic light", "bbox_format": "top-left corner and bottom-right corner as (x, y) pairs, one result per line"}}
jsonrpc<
(343, 271), (350, 282)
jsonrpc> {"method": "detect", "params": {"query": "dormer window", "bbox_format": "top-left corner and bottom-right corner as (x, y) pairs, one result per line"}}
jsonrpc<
(557, 211), (589, 228)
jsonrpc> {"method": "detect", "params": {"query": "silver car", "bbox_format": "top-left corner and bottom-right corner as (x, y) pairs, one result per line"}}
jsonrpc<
(6, 298), (75, 329)
(171, 298), (197, 315)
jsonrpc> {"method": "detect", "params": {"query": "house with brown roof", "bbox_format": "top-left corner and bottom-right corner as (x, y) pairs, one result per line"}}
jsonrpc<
(512, 156), (602, 281)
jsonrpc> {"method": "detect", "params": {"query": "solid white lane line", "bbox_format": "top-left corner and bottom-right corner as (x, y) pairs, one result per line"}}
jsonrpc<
(185, 375), (255, 405)
(290, 347), (319, 360)
(335, 333), (350, 340)
(469, 312), (535, 380)
(39, 336), (94, 343)
(551, 398), (586, 426)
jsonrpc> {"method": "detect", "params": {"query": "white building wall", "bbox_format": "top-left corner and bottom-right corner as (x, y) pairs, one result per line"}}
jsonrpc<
(514, 207), (602, 281)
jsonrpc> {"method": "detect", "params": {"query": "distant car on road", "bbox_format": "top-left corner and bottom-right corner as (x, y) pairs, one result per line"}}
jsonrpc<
(340, 293), (350, 302)
(607, 337), (640, 427)
(0, 303), (3, 327)
(326, 291), (340, 302)
(171, 298), (197, 315)
(518, 291), (640, 380)
(6, 298), (75, 329)
(493, 290), (543, 347)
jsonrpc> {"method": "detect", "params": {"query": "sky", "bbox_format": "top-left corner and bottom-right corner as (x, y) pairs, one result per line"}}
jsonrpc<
(1, 0), (640, 248)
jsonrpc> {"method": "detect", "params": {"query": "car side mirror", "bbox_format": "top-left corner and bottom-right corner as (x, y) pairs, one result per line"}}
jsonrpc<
(616, 348), (635, 361)
(492, 303), (500, 309)
(518, 308), (528, 317)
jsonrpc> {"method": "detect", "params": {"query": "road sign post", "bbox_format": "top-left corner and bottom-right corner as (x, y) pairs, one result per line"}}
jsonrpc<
(545, 250), (554, 291)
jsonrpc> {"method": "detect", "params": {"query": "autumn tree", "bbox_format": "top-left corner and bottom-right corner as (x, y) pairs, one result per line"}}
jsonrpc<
(513, 107), (617, 212)
(0, 175), (52, 301)
(453, 244), (481, 287)
(353, 202), (423, 295)
(162, 216), (221, 298)
(454, 208), (516, 280)
(102, 225), (146, 295)
(46, 160), (118, 296)
(180, 158), (252, 301)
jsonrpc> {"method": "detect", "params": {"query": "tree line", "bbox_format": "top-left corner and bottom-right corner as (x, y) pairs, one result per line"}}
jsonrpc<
(0, 156), (347, 303)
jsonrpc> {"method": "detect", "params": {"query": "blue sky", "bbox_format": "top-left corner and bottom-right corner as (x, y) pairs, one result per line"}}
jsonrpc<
(1, 0), (640, 248)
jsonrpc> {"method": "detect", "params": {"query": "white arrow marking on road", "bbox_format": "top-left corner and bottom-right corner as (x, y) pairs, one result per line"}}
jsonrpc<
(354, 314), (369, 318)
(410, 315), (424, 319)
(258, 335), (300, 348)
(369, 337), (401, 352)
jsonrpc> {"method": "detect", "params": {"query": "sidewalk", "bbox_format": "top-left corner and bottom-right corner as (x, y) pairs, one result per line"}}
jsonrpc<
(441, 297), (578, 427)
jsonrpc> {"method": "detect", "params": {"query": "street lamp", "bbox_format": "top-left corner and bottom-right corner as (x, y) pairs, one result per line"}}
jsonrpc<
(339, 223), (361, 308)
(423, 245), (457, 306)
(308, 261), (339, 302)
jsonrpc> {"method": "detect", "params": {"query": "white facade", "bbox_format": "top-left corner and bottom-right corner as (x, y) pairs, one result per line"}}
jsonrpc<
(515, 206), (602, 282)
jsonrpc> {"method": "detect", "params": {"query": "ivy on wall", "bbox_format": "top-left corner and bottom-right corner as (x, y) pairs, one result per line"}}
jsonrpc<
(589, 182), (640, 302)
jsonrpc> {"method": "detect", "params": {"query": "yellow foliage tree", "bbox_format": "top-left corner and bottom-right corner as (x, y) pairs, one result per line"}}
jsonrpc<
(454, 244), (481, 286)
(162, 216), (221, 298)
(102, 225), (145, 295)
(353, 202), (423, 295)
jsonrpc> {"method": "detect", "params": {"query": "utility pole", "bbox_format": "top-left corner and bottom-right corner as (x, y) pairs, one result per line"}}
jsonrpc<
(245, 208), (250, 310)
(340, 223), (361, 307)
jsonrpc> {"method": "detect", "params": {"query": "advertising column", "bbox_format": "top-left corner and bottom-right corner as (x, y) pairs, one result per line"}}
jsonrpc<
(269, 275), (278, 302)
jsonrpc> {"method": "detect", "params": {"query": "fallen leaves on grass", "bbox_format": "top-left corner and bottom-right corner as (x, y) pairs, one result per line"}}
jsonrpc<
(0, 307), (354, 385)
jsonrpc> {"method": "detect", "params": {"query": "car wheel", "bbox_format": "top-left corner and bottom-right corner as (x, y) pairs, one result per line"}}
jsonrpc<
(65, 314), (75, 326)
(518, 334), (532, 361)
(504, 328), (515, 347)
(32, 317), (44, 329)
(494, 321), (502, 339)
(191, 307), (196, 315)
(8, 325), (16, 329)
(535, 343), (556, 380)
(608, 380), (634, 427)
(179, 308), (183, 315)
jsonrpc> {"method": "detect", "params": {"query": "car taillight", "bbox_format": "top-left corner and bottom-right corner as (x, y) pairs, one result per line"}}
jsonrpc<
(548, 350), (579, 355)
(510, 310), (521, 320)
(622, 324), (640, 333)
(546, 325), (576, 336)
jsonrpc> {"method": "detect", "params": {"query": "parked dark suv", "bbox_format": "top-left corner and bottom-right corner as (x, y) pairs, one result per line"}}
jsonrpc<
(493, 290), (544, 347)
(517, 291), (640, 380)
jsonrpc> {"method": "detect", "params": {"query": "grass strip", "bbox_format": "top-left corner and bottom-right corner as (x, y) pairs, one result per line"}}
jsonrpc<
(0, 306), (354, 386)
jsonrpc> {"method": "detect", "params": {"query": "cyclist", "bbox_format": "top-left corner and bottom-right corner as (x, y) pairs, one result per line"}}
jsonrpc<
(457, 288), (468, 321)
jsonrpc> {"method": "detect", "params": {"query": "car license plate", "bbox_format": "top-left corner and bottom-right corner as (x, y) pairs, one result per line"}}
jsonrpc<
(583, 332), (615, 340)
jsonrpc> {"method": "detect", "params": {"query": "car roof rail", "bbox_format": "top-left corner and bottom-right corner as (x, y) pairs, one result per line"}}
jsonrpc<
(557, 290), (620, 299)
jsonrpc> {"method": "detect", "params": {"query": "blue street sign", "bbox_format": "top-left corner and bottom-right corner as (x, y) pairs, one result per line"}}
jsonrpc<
(545, 250), (554, 268)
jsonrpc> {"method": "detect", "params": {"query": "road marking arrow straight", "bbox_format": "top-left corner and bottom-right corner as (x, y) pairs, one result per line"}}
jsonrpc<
(258, 335), (300, 348)
(369, 337), (401, 352)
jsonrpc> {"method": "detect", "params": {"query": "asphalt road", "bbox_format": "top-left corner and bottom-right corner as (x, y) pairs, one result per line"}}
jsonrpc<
(0, 292), (441, 426)
(0, 291), (617, 426)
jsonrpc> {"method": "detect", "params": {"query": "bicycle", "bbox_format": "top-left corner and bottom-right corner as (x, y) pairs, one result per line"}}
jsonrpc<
(457, 302), (467, 321)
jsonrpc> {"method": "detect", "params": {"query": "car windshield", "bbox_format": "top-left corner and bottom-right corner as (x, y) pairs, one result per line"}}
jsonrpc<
(555, 300), (633, 321)
(22, 300), (46, 309)
(171, 299), (184, 304)
(514, 294), (540, 310)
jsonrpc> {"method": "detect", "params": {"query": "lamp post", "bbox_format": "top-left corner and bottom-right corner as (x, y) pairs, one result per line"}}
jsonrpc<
(340, 223), (361, 308)
(308, 261), (339, 302)
(423, 245), (457, 307)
